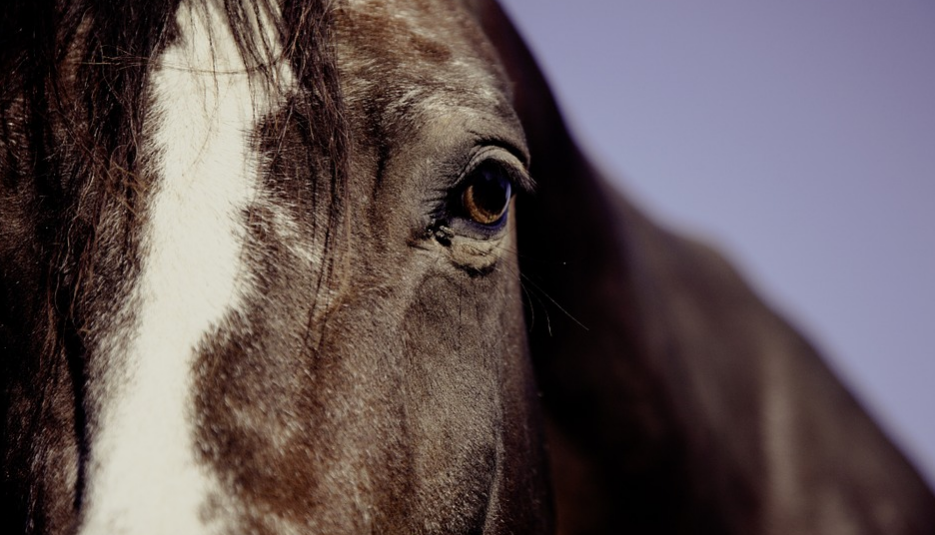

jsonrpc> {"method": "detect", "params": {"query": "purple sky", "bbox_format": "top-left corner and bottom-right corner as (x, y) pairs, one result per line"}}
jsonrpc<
(498, 0), (935, 487)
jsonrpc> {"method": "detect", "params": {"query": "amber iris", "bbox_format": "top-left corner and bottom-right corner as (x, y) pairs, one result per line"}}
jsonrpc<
(462, 163), (512, 225)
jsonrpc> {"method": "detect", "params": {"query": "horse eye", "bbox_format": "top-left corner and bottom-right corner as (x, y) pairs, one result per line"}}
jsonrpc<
(461, 161), (513, 226)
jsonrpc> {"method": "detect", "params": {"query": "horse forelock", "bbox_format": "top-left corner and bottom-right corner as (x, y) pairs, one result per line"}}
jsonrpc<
(0, 0), (348, 306)
(1, 0), (349, 531)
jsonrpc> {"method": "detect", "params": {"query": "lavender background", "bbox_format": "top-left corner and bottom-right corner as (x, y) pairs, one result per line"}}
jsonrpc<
(497, 0), (935, 487)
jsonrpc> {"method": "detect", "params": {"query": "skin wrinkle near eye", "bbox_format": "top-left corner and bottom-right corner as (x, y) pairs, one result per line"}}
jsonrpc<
(448, 234), (508, 271)
(418, 196), (517, 275)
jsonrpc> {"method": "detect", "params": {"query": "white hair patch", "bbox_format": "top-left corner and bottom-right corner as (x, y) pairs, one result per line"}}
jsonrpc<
(78, 1), (292, 533)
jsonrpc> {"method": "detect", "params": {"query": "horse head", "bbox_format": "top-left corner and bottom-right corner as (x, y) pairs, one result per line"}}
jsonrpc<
(1, 0), (932, 534)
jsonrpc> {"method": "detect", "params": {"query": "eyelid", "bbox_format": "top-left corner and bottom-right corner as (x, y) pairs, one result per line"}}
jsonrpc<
(458, 146), (534, 195)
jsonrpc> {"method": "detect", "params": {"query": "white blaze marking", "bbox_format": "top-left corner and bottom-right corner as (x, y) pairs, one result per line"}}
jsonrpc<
(79, 1), (291, 533)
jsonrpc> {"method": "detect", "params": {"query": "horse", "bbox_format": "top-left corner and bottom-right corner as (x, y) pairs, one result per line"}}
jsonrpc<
(1, 0), (932, 533)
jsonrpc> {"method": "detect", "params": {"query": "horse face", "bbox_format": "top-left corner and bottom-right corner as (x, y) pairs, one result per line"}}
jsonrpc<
(34, 0), (550, 533)
(8, 0), (933, 533)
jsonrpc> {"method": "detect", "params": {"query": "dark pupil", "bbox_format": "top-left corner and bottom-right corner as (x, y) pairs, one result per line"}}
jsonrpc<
(464, 164), (512, 224)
